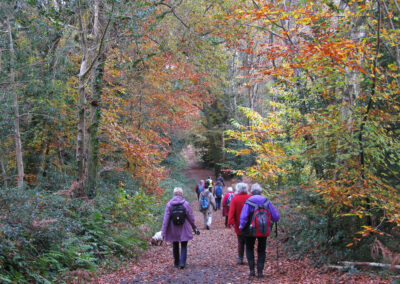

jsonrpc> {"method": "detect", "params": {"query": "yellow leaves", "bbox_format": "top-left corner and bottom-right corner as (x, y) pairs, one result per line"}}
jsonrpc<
(226, 108), (288, 184)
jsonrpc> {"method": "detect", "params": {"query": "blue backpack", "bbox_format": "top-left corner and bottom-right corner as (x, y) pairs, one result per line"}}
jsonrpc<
(215, 185), (222, 198)
(226, 193), (234, 206)
(200, 193), (209, 211)
(198, 184), (204, 194)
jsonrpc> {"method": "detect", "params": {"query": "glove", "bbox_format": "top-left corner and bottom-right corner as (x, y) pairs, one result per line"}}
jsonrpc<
(194, 228), (200, 235)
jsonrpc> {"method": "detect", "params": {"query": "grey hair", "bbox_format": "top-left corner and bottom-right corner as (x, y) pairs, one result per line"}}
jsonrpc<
(173, 187), (183, 196)
(235, 182), (249, 194)
(250, 183), (263, 195)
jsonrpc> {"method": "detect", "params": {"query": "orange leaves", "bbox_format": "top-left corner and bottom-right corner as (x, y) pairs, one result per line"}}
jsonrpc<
(101, 40), (212, 192)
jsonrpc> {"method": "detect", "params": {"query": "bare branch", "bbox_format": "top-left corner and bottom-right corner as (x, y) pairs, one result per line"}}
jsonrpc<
(80, 2), (115, 79)
(158, 2), (190, 30)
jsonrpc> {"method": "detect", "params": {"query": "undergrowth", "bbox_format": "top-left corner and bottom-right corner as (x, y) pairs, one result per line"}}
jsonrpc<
(0, 167), (196, 283)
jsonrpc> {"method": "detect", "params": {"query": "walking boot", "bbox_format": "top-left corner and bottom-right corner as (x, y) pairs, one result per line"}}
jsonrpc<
(257, 262), (265, 278)
(248, 259), (255, 277)
(237, 256), (244, 265)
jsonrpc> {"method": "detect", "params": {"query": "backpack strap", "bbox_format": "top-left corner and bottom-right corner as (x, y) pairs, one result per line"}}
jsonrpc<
(262, 199), (271, 209)
(245, 199), (260, 210)
(245, 199), (270, 210)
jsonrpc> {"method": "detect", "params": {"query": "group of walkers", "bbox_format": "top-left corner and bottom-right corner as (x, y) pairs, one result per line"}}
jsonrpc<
(161, 174), (280, 279)
(195, 174), (225, 230)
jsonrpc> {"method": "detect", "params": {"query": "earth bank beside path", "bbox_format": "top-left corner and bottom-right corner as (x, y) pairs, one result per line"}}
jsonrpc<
(92, 167), (390, 284)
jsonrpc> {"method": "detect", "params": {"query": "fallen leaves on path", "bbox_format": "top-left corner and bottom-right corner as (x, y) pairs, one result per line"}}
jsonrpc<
(92, 168), (390, 284)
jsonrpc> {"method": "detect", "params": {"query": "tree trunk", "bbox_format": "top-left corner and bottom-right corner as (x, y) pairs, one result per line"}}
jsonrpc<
(230, 49), (238, 120)
(7, 16), (24, 188)
(76, 0), (88, 180)
(87, 0), (108, 198)
(0, 151), (8, 190)
(221, 129), (225, 163)
(77, 59), (87, 179)
(87, 53), (105, 198)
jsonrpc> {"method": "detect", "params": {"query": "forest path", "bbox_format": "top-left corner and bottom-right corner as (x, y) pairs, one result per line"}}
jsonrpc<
(92, 147), (388, 284)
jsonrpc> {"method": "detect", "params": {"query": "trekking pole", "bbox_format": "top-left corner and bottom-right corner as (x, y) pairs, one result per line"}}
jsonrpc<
(275, 222), (279, 273)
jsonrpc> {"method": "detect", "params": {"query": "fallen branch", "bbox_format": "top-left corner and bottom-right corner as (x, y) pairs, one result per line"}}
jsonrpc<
(339, 261), (400, 270)
(325, 265), (346, 270)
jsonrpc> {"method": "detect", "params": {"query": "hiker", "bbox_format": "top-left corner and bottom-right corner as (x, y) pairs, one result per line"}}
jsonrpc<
(222, 187), (234, 227)
(199, 187), (217, 230)
(217, 173), (225, 187)
(214, 181), (223, 210)
(162, 187), (200, 269)
(228, 182), (251, 265)
(204, 176), (213, 191)
(239, 183), (280, 278)
(195, 179), (205, 200)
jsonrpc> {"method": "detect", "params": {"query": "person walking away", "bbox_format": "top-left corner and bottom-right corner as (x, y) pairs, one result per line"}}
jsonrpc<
(162, 187), (200, 269)
(195, 179), (205, 200)
(199, 187), (217, 230)
(205, 176), (213, 192)
(214, 181), (223, 210)
(239, 183), (280, 278)
(217, 173), (225, 187)
(228, 182), (251, 265)
(222, 187), (234, 227)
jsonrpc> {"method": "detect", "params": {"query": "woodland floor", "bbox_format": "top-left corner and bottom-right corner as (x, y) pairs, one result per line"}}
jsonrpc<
(92, 149), (391, 284)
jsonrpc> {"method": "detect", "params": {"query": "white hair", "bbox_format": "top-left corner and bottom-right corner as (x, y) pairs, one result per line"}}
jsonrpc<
(250, 183), (263, 195)
(235, 182), (249, 194)
(173, 187), (183, 196)
(227, 187), (233, 192)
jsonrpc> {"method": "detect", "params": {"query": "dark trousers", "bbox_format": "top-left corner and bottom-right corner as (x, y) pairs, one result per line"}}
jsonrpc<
(215, 197), (222, 209)
(172, 241), (188, 267)
(244, 237), (267, 272)
(237, 234), (246, 260)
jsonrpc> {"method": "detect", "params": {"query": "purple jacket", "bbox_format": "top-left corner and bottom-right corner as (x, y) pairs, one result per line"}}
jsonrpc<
(162, 196), (197, 242)
(239, 194), (280, 230)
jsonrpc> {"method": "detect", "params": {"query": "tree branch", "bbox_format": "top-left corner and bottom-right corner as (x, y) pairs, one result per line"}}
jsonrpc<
(158, 2), (190, 30)
(80, 1), (115, 79)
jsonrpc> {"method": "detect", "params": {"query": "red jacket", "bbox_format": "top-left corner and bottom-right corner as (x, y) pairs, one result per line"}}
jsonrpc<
(222, 192), (233, 217)
(228, 192), (251, 235)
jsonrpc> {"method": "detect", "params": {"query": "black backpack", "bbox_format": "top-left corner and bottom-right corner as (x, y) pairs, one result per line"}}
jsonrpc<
(171, 203), (187, 225)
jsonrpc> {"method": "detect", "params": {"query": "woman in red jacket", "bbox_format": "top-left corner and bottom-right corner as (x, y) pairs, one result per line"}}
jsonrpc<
(222, 187), (234, 227)
(228, 182), (251, 265)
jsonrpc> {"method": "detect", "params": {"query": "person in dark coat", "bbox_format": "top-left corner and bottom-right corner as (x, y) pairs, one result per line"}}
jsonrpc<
(228, 182), (251, 265)
(217, 173), (225, 186)
(213, 181), (223, 210)
(162, 187), (199, 269)
(239, 183), (280, 278)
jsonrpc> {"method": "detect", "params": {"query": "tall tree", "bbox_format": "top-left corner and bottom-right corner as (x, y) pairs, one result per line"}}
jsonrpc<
(86, 0), (110, 197)
(6, 15), (24, 188)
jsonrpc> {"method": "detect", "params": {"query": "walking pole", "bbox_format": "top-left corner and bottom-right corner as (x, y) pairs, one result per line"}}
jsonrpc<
(275, 222), (279, 273)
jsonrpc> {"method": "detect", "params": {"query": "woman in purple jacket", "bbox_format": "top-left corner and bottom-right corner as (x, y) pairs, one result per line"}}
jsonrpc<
(239, 183), (280, 278)
(162, 187), (199, 269)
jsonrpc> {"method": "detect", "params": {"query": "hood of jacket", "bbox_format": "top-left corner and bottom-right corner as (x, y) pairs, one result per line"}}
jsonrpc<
(247, 194), (267, 204)
(169, 195), (186, 205)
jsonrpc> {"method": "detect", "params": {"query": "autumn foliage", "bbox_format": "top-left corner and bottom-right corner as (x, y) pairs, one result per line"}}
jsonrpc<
(221, 0), (400, 244)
